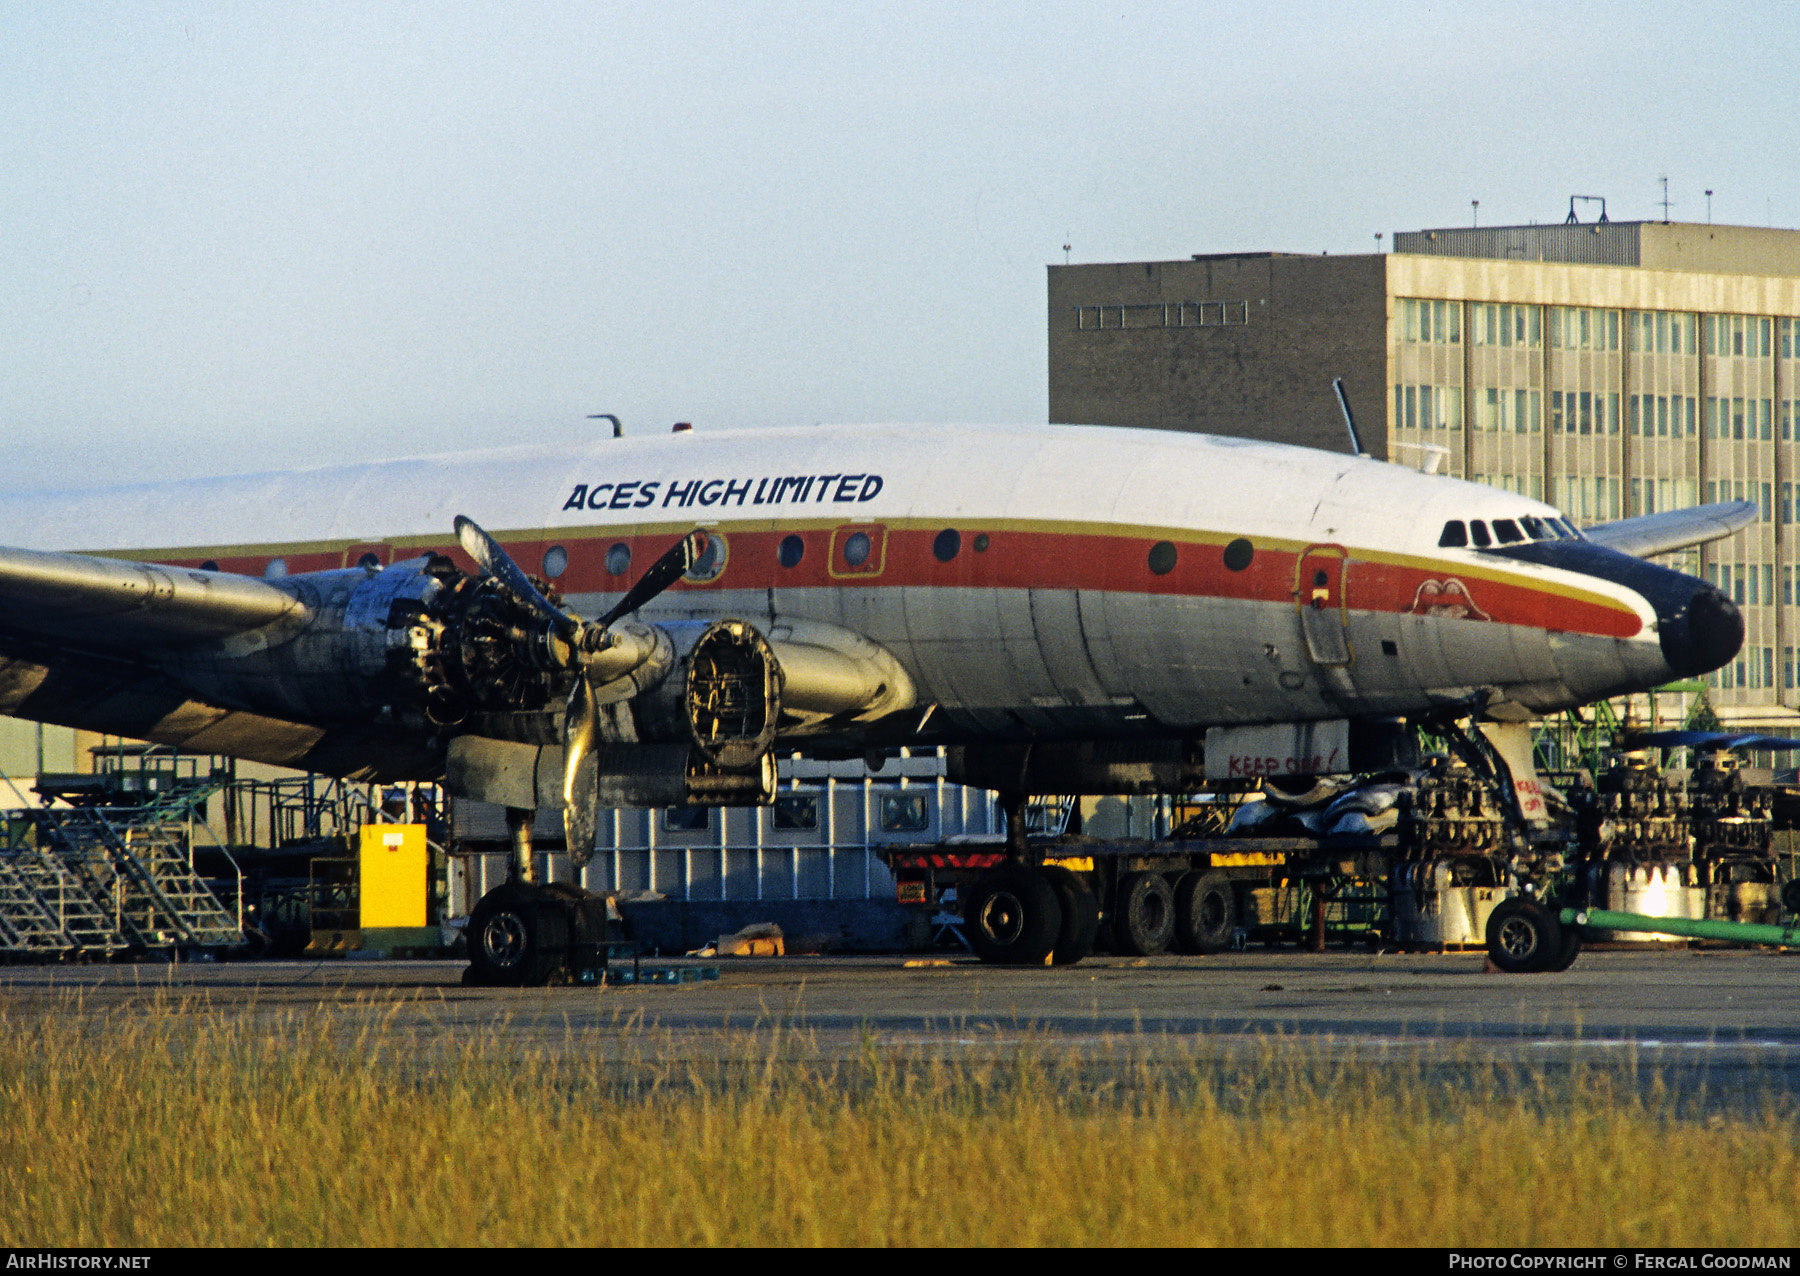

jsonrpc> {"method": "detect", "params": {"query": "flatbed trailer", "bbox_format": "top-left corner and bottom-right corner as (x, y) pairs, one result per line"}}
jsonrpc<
(880, 753), (1800, 971)
(880, 832), (1400, 964)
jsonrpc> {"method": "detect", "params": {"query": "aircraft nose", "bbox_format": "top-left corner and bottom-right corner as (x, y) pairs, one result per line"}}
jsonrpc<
(1657, 580), (1743, 678)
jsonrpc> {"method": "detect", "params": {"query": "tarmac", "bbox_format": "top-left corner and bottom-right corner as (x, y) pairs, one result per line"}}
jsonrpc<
(4, 946), (1799, 1094)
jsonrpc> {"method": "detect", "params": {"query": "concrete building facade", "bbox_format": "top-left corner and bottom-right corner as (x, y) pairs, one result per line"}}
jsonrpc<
(1047, 223), (1800, 725)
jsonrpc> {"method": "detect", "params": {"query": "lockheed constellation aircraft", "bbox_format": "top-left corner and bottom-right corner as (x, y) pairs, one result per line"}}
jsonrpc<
(0, 422), (1751, 976)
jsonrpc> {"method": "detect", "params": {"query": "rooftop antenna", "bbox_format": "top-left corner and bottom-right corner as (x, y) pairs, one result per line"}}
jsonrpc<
(1659, 175), (1671, 223)
(1374, 232), (1383, 252)
(587, 413), (623, 438)
(1565, 195), (1608, 224)
(1706, 189), (1713, 224)
(1331, 378), (1367, 458)
(1062, 235), (1071, 265)
(1471, 199), (1479, 228)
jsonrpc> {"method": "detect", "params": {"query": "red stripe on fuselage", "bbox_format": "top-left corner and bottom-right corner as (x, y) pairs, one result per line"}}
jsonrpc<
(157, 524), (1644, 641)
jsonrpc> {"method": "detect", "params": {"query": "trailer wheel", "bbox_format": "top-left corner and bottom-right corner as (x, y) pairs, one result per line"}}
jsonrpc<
(1041, 866), (1099, 966)
(965, 864), (1062, 966)
(467, 884), (564, 986)
(1173, 870), (1236, 954)
(1112, 872), (1176, 956)
(1782, 878), (1800, 917)
(1485, 897), (1563, 974)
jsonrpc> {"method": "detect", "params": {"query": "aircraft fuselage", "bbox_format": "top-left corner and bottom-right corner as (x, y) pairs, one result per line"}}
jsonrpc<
(0, 423), (1741, 777)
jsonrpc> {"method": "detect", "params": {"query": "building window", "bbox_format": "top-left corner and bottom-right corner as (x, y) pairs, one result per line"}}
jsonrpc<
(771, 795), (818, 830)
(1395, 383), (1463, 430)
(664, 807), (711, 832)
(1549, 306), (1619, 351)
(1472, 303), (1540, 348)
(1400, 299), (1461, 345)
(1704, 314), (1773, 358)
(1479, 387), (1541, 433)
(1548, 390), (1619, 435)
(1706, 397), (1774, 440)
(879, 792), (930, 833)
(1629, 311), (1698, 354)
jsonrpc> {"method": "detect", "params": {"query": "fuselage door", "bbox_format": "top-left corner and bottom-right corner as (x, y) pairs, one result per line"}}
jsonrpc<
(1295, 544), (1352, 667)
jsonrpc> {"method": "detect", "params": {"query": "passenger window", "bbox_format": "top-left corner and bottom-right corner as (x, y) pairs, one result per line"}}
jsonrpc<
(1469, 521), (1492, 548)
(1492, 519), (1523, 544)
(1438, 521), (1468, 547)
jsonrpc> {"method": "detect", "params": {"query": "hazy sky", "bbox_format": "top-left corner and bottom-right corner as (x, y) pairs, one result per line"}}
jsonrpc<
(4, 2), (1796, 491)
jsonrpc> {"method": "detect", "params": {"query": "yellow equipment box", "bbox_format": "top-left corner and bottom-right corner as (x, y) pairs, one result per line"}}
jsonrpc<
(358, 824), (428, 929)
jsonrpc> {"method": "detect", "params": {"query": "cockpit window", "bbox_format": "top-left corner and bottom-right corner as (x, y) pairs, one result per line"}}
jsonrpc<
(1519, 515), (1546, 540)
(1438, 520), (1468, 548)
(1491, 519), (1524, 544)
(1563, 519), (1585, 539)
(1469, 520), (1492, 548)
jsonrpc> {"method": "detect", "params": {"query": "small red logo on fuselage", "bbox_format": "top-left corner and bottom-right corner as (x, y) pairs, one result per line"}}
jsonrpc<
(1408, 578), (1491, 621)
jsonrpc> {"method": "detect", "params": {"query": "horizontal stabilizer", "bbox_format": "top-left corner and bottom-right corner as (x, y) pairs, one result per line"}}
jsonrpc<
(0, 545), (308, 648)
(1582, 500), (1757, 558)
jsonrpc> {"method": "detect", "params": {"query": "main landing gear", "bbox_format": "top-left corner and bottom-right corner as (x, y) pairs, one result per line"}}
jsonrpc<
(463, 807), (615, 987)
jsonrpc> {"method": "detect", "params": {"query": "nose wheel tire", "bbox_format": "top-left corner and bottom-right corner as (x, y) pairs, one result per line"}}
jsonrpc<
(1485, 897), (1564, 974)
(964, 864), (1062, 966)
(1545, 924), (1583, 972)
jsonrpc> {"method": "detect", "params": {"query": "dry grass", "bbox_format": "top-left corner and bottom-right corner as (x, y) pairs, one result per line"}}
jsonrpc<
(0, 995), (1795, 1247)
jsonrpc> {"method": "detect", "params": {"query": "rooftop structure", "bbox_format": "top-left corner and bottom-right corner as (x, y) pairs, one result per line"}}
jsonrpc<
(1048, 221), (1800, 724)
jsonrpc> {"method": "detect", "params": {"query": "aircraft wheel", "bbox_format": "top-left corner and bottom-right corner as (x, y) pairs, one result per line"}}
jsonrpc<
(1040, 865), (1099, 966)
(1546, 922), (1583, 972)
(1485, 897), (1563, 974)
(1112, 872), (1176, 956)
(1173, 870), (1237, 954)
(964, 864), (1062, 966)
(467, 884), (565, 986)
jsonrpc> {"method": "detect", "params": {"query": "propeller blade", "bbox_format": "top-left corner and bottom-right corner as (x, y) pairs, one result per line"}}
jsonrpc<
(596, 529), (709, 629)
(454, 514), (579, 641)
(562, 670), (599, 868)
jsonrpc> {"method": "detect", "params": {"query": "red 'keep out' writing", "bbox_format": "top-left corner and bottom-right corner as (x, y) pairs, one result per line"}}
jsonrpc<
(1227, 748), (1343, 777)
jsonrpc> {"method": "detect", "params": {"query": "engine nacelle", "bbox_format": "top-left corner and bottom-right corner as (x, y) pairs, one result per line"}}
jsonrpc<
(451, 617), (785, 810)
(157, 555), (569, 729)
(623, 619), (781, 766)
(153, 555), (887, 809)
(445, 736), (778, 811)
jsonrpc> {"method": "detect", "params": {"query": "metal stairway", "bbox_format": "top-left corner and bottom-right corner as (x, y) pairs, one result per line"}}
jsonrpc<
(0, 778), (242, 958)
(0, 832), (124, 955)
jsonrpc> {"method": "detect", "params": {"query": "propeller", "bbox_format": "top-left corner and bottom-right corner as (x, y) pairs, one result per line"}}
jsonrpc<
(453, 515), (709, 864)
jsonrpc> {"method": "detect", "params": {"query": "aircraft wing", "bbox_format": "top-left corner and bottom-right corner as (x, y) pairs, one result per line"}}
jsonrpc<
(1635, 729), (1800, 751)
(1581, 500), (1758, 558)
(0, 544), (309, 649)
